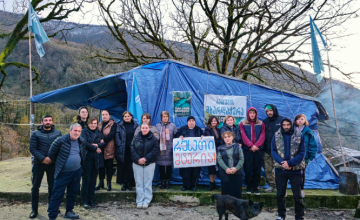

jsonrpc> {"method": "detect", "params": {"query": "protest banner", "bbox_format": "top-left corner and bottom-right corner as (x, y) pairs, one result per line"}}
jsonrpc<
(173, 91), (191, 117)
(204, 94), (247, 127)
(173, 136), (216, 168)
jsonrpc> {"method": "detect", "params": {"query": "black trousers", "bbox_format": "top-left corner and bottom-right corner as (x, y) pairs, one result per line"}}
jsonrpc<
(221, 174), (243, 199)
(81, 156), (98, 203)
(181, 167), (199, 188)
(275, 171), (304, 220)
(31, 162), (55, 211)
(243, 150), (263, 190)
(116, 147), (134, 185)
(158, 165), (172, 182)
(98, 159), (113, 183)
(301, 166), (306, 190)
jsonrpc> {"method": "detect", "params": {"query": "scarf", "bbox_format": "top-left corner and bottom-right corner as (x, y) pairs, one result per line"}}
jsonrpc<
(296, 125), (305, 133)
(217, 143), (237, 152)
(160, 121), (171, 156)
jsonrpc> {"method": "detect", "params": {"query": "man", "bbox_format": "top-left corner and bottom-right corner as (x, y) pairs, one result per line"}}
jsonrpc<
(47, 123), (85, 220)
(262, 104), (284, 193)
(239, 107), (265, 195)
(29, 115), (62, 219)
(271, 118), (305, 220)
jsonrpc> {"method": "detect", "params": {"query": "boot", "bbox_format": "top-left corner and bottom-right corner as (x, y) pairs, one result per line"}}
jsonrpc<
(207, 182), (215, 191)
(121, 182), (127, 191)
(160, 182), (165, 189)
(127, 182), (133, 191)
(95, 179), (104, 190)
(165, 181), (170, 189)
(107, 182), (112, 191)
(29, 210), (38, 219)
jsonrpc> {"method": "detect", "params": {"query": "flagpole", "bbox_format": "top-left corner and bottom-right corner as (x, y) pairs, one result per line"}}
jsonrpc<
(326, 48), (347, 172)
(29, 30), (34, 136)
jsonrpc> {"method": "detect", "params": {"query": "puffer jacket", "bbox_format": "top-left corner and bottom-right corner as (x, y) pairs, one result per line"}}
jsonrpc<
(301, 126), (318, 164)
(30, 125), (62, 164)
(155, 121), (178, 166)
(115, 119), (138, 163)
(131, 131), (160, 166)
(80, 128), (107, 169)
(219, 123), (241, 144)
(48, 134), (85, 179)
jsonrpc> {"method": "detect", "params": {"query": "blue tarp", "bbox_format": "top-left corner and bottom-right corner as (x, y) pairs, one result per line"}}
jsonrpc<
(31, 59), (336, 189)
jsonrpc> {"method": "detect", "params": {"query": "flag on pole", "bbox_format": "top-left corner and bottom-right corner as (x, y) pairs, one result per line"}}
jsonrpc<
(310, 15), (327, 83)
(128, 74), (143, 124)
(28, 1), (50, 58)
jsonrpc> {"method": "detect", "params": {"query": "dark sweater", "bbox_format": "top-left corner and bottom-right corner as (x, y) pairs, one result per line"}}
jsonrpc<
(124, 121), (135, 148)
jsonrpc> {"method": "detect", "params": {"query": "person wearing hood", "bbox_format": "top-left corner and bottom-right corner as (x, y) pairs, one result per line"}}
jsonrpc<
(271, 118), (305, 220)
(96, 110), (117, 191)
(80, 117), (107, 209)
(239, 107), (265, 195)
(175, 116), (204, 191)
(219, 115), (241, 145)
(73, 106), (89, 129)
(263, 104), (284, 193)
(131, 123), (160, 209)
(155, 111), (178, 189)
(29, 115), (62, 219)
(294, 114), (318, 198)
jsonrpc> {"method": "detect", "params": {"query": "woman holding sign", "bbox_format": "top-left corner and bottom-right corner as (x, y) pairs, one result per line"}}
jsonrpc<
(205, 116), (221, 191)
(175, 116), (204, 191)
(131, 123), (159, 209)
(156, 111), (178, 189)
(220, 115), (242, 145)
(217, 131), (244, 199)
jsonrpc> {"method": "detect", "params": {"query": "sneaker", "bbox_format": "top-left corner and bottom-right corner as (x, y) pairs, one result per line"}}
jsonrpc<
(301, 190), (305, 198)
(246, 189), (252, 194)
(142, 204), (149, 209)
(264, 186), (275, 193)
(275, 217), (284, 220)
(137, 204), (143, 209)
(254, 188), (260, 195)
(64, 211), (79, 219)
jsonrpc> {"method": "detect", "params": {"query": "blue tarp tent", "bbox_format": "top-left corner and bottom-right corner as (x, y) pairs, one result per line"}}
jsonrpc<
(31, 59), (337, 189)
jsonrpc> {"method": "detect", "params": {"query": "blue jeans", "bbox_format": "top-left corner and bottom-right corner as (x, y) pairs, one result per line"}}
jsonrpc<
(133, 163), (155, 206)
(48, 168), (82, 219)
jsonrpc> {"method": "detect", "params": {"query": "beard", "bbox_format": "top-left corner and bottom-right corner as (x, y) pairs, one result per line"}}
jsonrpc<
(43, 123), (52, 128)
(283, 128), (291, 133)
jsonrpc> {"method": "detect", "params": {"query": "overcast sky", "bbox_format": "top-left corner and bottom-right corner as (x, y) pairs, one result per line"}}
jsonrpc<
(3, 0), (360, 86)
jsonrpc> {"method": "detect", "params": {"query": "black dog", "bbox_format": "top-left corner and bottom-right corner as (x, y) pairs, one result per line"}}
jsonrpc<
(213, 194), (264, 220)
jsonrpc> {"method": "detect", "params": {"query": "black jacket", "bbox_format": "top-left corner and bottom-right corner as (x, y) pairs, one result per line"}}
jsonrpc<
(219, 123), (241, 145)
(30, 125), (62, 164)
(175, 125), (204, 138)
(115, 119), (139, 163)
(263, 104), (284, 154)
(205, 127), (221, 148)
(48, 134), (85, 179)
(131, 131), (159, 166)
(80, 128), (107, 169)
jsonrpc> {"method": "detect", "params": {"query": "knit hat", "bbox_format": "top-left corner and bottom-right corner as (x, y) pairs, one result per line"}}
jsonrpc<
(78, 106), (88, 114)
(264, 105), (272, 111)
(187, 116), (195, 122)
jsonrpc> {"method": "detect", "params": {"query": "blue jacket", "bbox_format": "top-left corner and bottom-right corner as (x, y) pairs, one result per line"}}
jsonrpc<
(301, 126), (318, 164)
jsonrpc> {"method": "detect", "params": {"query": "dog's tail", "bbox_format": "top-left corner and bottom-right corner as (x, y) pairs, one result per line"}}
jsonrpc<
(212, 193), (221, 203)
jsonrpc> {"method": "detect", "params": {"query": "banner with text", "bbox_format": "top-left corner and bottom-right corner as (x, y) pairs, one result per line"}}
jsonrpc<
(173, 136), (216, 168)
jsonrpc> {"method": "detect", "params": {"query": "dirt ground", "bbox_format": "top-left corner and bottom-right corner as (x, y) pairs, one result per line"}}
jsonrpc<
(0, 200), (356, 220)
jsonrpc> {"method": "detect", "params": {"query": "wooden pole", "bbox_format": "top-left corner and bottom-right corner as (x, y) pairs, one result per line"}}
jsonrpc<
(326, 48), (347, 172)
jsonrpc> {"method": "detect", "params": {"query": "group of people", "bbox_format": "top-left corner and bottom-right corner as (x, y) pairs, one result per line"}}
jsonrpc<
(29, 104), (317, 220)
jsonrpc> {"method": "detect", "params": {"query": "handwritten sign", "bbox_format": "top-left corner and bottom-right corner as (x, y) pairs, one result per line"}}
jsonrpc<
(204, 94), (247, 117)
(173, 136), (216, 168)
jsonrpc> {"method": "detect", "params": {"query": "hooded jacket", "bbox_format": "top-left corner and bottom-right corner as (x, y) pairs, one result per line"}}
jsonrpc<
(271, 118), (305, 173)
(30, 125), (62, 164)
(263, 104), (284, 154)
(239, 107), (265, 151)
(131, 131), (160, 166)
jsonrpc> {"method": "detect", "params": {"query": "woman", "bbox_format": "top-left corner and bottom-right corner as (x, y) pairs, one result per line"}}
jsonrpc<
(96, 110), (117, 191)
(134, 113), (159, 139)
(115, 111), (138, 191)
(220, 115), (241, 145)
(205, 116), (221, 191)
(131, 123), (159, 209)
(217, 131), (244, 199)
(175, 116), (204, 191)
(80, 117), (106, 209)
(155, 111), (177, 189)
(294, 114), (318, 198)
(73, 106), (89, 129)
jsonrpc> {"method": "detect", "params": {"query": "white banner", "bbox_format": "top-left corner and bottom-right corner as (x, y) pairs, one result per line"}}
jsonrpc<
(204, 94), (247, 117)
(173, 136), (216, 168)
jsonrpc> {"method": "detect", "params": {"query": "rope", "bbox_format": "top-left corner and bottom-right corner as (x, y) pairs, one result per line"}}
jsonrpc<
(296, 98), (302, 115)
(205, 72), (210, 95)
(0, 122), (70, 126)
(281, 90), (295, 117)
(248, 83), (253, 107)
